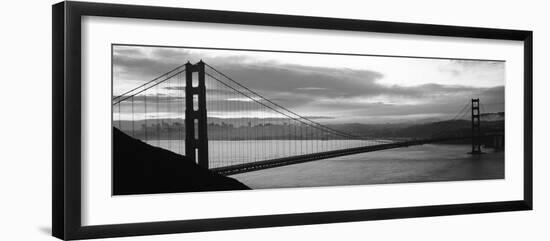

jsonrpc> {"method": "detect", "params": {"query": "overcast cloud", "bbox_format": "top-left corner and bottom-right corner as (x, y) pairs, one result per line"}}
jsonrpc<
(113, 45), (505, 124)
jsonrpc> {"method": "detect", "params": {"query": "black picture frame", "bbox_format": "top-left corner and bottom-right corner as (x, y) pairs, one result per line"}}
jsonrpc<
(52, 1), (533, 240)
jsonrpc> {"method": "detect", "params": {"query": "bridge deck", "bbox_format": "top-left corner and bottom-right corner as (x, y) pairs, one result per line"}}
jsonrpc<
(211, 137), (471, 175)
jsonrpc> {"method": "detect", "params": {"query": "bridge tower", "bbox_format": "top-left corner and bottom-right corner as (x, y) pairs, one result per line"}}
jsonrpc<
(471, 98), (482, 154)
(185, 61), (209, 169)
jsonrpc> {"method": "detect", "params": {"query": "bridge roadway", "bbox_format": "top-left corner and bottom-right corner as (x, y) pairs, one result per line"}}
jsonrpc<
(211, 136), (479, 176)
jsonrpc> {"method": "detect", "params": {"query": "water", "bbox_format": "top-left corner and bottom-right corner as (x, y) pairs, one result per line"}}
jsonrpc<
(143, 140), (504, 189)
(231, 144), (504, 189)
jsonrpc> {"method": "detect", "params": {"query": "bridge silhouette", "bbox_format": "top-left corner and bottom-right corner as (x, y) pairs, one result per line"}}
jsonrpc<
(113, 61), (503, 175)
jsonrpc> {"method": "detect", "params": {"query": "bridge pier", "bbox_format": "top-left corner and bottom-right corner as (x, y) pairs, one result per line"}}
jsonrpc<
(470, 98), (482, 154)
(185, 61), (209, 169)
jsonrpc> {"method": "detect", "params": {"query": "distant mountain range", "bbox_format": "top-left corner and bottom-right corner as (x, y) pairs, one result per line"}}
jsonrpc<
(115, 112), (504, 129)
(114, 112), (504, 140)
(480, 112), (505, 121)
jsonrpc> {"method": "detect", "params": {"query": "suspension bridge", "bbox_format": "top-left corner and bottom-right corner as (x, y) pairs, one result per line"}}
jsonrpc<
(112, 61), (504, 175)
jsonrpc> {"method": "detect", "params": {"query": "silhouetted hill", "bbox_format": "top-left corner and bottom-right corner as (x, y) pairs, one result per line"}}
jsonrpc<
(113, 127), (250, 195)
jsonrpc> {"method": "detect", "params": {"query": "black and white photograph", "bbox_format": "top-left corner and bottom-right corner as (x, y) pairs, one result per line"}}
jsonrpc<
(112, 45), (505, 195)
(0, 0), (538, 240)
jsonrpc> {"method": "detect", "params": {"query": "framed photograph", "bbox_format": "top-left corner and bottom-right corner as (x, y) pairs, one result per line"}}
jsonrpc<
(52, 1), (533, 240)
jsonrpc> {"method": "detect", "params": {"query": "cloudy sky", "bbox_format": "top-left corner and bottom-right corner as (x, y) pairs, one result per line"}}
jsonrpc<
(113, 45), (505, 124)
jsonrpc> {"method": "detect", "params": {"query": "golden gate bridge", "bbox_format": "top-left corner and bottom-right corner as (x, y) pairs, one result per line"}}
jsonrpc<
(112, 61), (503, 175)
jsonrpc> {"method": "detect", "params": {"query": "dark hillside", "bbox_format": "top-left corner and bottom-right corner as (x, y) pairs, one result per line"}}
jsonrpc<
(113, 127), (250, 195)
